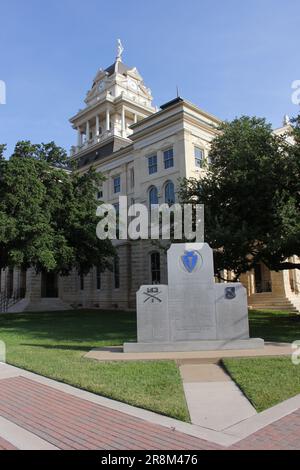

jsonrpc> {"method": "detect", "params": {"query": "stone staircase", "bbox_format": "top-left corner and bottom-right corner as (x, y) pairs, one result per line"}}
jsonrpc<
(24, 298), (73, 312)
(288, 294), (300, 313)
(248, 292), (299, 313)
(7, 298), (73, 313)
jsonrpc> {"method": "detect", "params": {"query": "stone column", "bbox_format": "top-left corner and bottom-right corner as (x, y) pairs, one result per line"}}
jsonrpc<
(240, 272), (252, 296)
(121, 106), (125, 137)
(13, 268), (21, 296)
(270, 270), (285, 296)
(106, 108), (110, 132)
(25, 268), (42, 301)
(77, 127), (82, 147)
(250, 270), (255, 294)
(96, 115), (100, 136)
(86, 121), (90, 141)
(0, 269), (6, 292)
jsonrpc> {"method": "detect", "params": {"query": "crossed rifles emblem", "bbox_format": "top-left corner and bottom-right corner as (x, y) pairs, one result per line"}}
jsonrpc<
(143, 287), (162, 303)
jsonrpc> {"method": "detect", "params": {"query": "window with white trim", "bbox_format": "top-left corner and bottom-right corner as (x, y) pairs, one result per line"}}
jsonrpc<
(113, 176), (121, 194)
(149, 186), (159, 207)
(165, 181), (175, 204)
(195, 147), (205, 168)
(163, 148), (174, 169)
(148, 155), (157, 175)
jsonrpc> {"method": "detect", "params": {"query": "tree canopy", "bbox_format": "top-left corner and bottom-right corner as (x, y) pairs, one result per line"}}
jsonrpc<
(0, 141), (114, 274)
(179, 115), (300, 279)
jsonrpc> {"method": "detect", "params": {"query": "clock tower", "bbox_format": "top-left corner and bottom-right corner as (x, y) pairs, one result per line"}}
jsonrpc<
(70, 40), (156, 165)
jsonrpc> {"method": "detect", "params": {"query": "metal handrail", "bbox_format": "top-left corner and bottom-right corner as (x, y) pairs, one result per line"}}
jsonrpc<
(0, 289), (24, 313)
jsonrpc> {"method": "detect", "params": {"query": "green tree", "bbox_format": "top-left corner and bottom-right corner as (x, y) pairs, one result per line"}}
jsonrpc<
(0, 144), (6, 160)
(179, 115), (300, 280)
(0, 141), (115, 275)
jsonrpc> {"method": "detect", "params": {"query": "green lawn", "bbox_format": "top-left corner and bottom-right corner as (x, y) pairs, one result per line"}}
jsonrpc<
(0, 310), (190, 422)
(249, 309), (300, 343)
(223, 309), (300, 412)
(1, 308), (299, 420)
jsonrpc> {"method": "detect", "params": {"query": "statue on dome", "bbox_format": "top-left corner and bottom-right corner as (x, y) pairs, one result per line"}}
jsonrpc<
(116, 39), (124, 61)
(283, 114), (290, 126)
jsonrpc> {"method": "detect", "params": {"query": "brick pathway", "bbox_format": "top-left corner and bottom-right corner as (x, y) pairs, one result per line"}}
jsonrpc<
(0, 437), (16, 450)
(0, 376), (299, 450)
(0, 377), (221, 450)
(231, 408), (300, 450)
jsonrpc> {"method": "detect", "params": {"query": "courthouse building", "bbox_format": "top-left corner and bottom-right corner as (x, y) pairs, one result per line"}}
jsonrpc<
(1, 45), (300, 313)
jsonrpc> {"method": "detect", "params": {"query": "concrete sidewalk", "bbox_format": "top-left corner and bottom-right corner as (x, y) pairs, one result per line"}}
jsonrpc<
(0, 362), (300, 450)
(85, 341), (293, 434)
(180, 364), (257, 430)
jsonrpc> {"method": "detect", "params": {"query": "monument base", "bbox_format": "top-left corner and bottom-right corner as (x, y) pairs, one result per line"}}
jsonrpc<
(123, 338), (264, 353)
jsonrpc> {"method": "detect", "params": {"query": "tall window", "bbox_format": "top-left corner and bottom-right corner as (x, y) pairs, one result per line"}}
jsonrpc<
(165, 181), (175, 204)
(195, 147), (204, 168)
(150, 252), (161, 284)
(163, 148), (174, 169)
(148, 155), (157, 175)
(96, 267), (101, 290)
(114, 257), (120, 289)
(113, 176), (121, 194)
(149, 186), (159, 207)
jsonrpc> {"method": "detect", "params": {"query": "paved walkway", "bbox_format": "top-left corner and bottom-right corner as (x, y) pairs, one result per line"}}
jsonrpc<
(0, 437), (16, 450)
(180, 364), (257, 430)
(231, 409), (300, 450)
(0, 363), (300, 450)
(0, 375), (220, 450)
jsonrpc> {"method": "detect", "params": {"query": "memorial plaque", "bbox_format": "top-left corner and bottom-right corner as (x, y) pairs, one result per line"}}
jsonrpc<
(136, 285), (169, 343)
(215, 283), (249, 340)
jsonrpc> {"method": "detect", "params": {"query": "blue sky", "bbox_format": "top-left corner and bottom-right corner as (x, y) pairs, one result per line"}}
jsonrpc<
(0, 0), (299, 157)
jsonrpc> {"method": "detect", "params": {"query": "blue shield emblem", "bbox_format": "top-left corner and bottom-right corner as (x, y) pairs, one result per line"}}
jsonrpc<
(182, 251), (199, 273)
(225, 287), (236, 300)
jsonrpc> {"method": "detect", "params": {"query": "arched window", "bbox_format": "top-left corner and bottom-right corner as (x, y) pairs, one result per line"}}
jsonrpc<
(150, 252), (161, 284)
(165, 181), (175, 204)
(149, 186), (158, 207)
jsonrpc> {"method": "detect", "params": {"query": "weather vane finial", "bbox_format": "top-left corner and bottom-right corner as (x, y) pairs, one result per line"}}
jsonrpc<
(116, 39), (124, 62)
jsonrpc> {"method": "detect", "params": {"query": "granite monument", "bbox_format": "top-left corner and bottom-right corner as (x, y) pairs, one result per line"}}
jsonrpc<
(124, 243), (264, 352)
